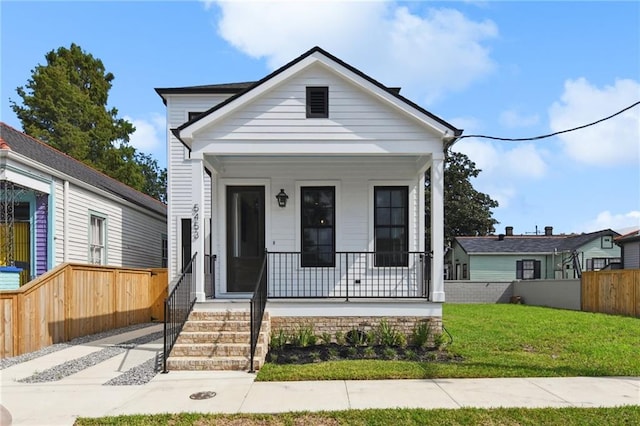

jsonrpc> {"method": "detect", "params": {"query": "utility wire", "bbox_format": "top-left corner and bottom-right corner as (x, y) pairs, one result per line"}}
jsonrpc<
(453, 100), (640, 142)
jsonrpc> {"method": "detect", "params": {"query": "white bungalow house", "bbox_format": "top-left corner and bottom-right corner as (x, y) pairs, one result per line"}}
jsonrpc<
(156, 47), (461, 370)
(0, 123), (167, 289)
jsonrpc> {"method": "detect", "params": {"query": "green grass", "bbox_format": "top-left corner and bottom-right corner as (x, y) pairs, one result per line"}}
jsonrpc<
(75, 406), (640, 425)
(257, 304), (640, 381)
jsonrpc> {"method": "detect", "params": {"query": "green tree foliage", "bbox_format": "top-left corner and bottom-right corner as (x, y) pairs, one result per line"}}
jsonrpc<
(10, 43), (166, 202)
(426, 151), (498, 247)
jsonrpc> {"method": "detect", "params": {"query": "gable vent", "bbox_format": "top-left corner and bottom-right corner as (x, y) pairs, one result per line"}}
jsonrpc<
(306, 86), (329, 118)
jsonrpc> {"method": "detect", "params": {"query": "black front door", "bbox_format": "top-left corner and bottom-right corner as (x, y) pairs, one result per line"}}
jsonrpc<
(226, 186), (265, 292)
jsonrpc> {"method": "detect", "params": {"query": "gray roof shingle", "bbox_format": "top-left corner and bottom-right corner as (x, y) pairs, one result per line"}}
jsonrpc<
(455, 229), (620, 254)
(1, 123), (167, 217)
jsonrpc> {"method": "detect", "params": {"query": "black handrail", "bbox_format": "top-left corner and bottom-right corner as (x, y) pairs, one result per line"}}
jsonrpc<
(162, 253), (197, 373)
(249, 251), (268, 373)
(267, 251), (430, 299)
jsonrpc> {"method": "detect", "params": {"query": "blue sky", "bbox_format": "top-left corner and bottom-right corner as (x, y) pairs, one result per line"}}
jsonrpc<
(2, 1), (639, 235)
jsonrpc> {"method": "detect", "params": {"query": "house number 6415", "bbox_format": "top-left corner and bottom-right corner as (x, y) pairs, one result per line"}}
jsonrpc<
(192, 204), (200, 240)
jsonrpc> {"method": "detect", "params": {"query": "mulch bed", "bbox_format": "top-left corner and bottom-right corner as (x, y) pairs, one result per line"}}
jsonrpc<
(266, 343), (462, 364)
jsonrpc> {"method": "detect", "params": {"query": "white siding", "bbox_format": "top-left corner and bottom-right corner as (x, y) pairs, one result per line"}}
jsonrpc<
(60, 182), (166, 268)
(165, 94), (235, 277)
(196, 66), (442, 146)
(212, 157), (422, 295)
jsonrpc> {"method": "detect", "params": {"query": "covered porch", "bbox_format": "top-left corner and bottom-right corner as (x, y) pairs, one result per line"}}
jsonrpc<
(186, 152), (446, 304)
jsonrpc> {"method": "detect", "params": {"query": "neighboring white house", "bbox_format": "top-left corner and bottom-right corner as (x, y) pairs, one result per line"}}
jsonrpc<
(156, 47), (460, 322)
(0, 123), (167, 287)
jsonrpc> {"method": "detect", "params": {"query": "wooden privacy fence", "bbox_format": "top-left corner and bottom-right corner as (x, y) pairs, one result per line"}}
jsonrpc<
(0, 263), (167, 359)
(582, 269), (639, 318)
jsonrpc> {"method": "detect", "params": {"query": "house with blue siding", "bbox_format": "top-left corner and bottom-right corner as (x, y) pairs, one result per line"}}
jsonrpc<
(447, 226), (621, 281)
(0, 123), (167, 287)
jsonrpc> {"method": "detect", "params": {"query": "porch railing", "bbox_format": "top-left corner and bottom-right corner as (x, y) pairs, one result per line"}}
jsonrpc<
(267, 251), (430, 300)
(249, 251), (268, 373)
(162, 253), (197, 373)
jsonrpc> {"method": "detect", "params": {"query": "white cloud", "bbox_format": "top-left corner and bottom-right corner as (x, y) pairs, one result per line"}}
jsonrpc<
(549, 78), (640, 166)
(125, 114), (165, 154)
(582, 210), (640, 233)
(210, 0), (498, 103)
(455, 139), (547, 179)
(499, 109), (539, 128)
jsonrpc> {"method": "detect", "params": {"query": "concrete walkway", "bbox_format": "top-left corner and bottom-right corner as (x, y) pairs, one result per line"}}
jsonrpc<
(1, 326), (638, 425)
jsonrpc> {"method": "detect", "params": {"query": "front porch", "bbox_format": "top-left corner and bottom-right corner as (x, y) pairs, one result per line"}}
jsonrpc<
(204, 250), (432, 300)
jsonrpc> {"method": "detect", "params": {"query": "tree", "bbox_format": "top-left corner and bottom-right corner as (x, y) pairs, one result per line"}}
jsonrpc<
(10, 43), (166, 202)
(425, 151), (498, 247)
(136, 152), (167, 204)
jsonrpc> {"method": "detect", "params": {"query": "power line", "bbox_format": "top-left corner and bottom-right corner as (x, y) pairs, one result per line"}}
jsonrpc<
(453, 100), (640, 142)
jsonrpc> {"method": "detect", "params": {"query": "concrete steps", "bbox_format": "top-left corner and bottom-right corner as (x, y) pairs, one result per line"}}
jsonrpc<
(166, 310), (270, 371)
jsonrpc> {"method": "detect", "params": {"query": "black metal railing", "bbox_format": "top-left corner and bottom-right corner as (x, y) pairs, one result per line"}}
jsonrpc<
(249, 251), (268, 373)
(162, 253), (197, 373)
(267, 251), (430, 300)
(204, 254), (216, 299)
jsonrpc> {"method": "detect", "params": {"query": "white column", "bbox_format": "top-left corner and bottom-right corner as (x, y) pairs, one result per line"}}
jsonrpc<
(191, 154), (206, 302)
(430, 152), (445, 302)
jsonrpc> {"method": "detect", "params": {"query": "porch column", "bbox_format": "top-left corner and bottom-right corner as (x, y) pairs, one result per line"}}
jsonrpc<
(191, 154), (206, 302)
(430, 152), (445, 302)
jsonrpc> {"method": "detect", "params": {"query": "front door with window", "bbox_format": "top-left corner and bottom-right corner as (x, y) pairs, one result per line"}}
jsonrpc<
(226, 186), (265, 292)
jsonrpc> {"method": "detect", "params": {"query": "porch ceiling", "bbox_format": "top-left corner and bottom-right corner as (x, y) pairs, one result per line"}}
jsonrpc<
(203, 154), (433, 174)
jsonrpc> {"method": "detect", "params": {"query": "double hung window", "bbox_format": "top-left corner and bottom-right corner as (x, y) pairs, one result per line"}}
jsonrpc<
(89, 213), (106, 265)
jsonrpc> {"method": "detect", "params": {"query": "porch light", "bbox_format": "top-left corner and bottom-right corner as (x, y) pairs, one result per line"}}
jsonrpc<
(276, 189), (289, 208)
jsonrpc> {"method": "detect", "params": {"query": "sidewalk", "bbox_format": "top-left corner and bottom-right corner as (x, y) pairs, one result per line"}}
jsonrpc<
(1, 326), (638, 425)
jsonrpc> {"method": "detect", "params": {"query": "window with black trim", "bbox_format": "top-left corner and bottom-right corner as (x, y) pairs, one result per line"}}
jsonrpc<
(516, 259), (541, 279)
(306, 87), (328, 118)
(301, 186), (334, 267)
(374, 186), (408, 266)
(601, 235), (613, 249)
(586, 257), (621, 271)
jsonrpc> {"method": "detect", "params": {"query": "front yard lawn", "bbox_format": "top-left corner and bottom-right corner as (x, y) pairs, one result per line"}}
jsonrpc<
(257, 304), (640, 381)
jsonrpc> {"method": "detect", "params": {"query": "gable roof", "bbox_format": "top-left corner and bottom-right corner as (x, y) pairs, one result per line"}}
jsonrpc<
(0, 123), (166, 217)
(160, 46), (462, 143)
(615, 229), (640, 244)
(454, 229), (620, 254)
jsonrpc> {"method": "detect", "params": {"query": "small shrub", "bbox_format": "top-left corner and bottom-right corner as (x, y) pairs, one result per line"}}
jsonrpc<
(366, 330), (377, 346)
(319, 332), (332, 345)
(382, 347), (397, 360)
(346, 346), (358, 358)
(291, 326), (316, 347)
(433, 332), (446, 349)
(404, 349), (418, 361)
(269, 353), (279, 363)
(377, 319), (404, 347)
(411, 321), (432, 348)
(309, 351), (321, 362)
(335, 331), (346, 345)
(363, 346), (376, 359)
(346, 329), (368, 346)
(270, 329), (288, 350)
(327, 347), (339, 360)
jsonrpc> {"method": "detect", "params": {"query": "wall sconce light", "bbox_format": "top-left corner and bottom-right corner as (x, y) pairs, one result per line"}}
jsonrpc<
(275, 188), (289, 208)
